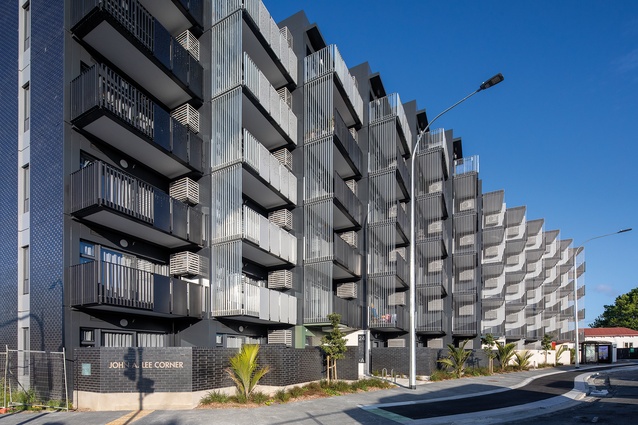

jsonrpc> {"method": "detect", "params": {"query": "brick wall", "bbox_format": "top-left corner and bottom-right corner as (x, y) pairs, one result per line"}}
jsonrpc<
(371, 347), (489, 376)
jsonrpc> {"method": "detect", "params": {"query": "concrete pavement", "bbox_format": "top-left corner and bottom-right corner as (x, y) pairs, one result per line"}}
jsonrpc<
(1, 362), (636, 425)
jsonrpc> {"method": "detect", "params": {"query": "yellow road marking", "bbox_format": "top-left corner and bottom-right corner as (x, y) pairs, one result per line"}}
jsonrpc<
(106, 409), (154, 425)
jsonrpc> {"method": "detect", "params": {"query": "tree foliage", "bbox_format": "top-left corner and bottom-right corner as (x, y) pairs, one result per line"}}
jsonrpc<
(590, 287), (638, 330)
(437, 340), (472, 378)
(541, 333), (553, 364)
(481, 334), (497, 374)
(321, 313), (348, 382)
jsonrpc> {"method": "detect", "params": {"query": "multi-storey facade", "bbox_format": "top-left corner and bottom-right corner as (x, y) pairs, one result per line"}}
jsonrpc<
(1, 0), (584, 393)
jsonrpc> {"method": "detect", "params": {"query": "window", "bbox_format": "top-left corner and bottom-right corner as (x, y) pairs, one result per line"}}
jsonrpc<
(102, 331), (134, 348)
(22, 246), (29, 295)
(23, 165), (29, 213)
(23, 2), (30, 51)
(81, 329), (95, 347)
(23, 83), (30, 131)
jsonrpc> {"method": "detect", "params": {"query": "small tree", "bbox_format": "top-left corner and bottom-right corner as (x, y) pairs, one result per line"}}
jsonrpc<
(481, 334), (497, 374)
(496, 342), (516, 371)
(541, 333), (552, 365)
(226, 344), (270, 401)
(438, 340), (472, 378)
(321, 313), (348, 382)
(513, 350), (533, 370)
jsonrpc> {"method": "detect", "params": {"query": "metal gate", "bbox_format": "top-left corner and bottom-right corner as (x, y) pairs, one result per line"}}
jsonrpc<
(2, 347), (69, 411)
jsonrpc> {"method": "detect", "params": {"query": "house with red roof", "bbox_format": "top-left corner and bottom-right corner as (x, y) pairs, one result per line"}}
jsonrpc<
(584, 327), (638, 348)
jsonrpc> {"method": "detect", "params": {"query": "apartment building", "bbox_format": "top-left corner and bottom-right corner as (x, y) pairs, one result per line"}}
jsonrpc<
(0, 0), (584, 387)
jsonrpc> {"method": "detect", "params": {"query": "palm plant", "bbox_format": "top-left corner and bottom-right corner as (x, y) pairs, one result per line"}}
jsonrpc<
(513, 350), (533, 370)
(496, 342), (516, 371)
(437, 340), (472, 378)
(555, 344), (569, 366)
(226, 344), (270, 401)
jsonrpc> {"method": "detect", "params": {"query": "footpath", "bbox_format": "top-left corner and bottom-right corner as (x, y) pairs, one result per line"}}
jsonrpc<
(1, 362), (636, 425)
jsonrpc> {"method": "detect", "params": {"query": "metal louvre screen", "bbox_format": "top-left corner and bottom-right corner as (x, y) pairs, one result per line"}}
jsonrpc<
(3, 348), (68, 410)
(211, 10), (242, 97)
(303, 262), (332, 323)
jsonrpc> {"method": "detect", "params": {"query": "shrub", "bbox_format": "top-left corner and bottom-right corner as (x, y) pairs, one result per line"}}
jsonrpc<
(513, 350), (533, 370)
(226, 344), (270, 400)
(288, 386), (305, 398)
(200, 390), (230, 405)
(250, 391), (269, 404)
(429, 370), (454, 381)
(274, 389), (290, 403)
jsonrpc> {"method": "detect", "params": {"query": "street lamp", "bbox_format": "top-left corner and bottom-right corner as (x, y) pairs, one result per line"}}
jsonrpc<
(573, 228), (632, 369)
(408, 73), (504, 389)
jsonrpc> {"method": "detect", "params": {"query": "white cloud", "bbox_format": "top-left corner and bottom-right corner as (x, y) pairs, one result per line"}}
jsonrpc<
(592, 284), (617, 296)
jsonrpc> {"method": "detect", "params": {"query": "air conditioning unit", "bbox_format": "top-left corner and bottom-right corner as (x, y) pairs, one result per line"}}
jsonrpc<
(460, 234), (475, 246)
(387, 339), (405, 348)
(169, 177), (199, 205)
(484, 309), (499, 320)
(171, 103), (199, 133)
(485, 214), (499, 225)
(388, 292), (406, 306)
(428, 221), (442, 234)
(176, 30), (200, 60)
(388, 204), (397, 218)
(279, 27), (293, 49)
(428, 260), (443, 273)
(277, 87), (293, 108)
(484, 278), (498, 288)
(339, 231), (358, 248)
(272, 148), (293, 171)
(268, 209), (293, 231)
(336, 282), (357, 299)
(345, 179), (358, 195)
(267, 270), (293, 290)
(389, 247), (406, 261)
(170, 251), (202, 277)
(484, 246), (499, 258)
(268, 329), (292, 346)
(428, 181), (443, 193)
(459, 199), (475, 211)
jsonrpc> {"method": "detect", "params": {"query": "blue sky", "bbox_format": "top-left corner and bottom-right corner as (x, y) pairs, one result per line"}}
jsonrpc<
(267, 1), (638, 327)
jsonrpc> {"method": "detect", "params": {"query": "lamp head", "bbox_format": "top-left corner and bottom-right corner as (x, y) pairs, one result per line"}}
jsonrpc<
(478, 73), (504, 91)
(618, 228), (632, 234)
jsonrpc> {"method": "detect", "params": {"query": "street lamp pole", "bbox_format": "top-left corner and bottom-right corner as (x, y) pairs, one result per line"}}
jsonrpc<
(408, 73), (504, 389)
(573, 228), (632, 369)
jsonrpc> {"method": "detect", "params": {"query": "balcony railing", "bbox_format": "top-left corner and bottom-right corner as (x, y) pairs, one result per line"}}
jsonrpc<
(71, 0), (203, 100)
(454, 155), (479, 176)
(393, 152), (410, 197)
(304, 44), (363, 124)
(333, 235), (361, 277)
(370, 305), (407, 330)
(368, 93), (413, 155)
(241, 205), (297, 264)
(389, 203), (409, 237)
(70, 161), (203, 245)
(212, 0), (297, 84)
(334, 175), (362, 226)
(334, 296), (362, 329)
(422, 128), (450, 173)
(243, 53), (297, 144)
(69, 261), (203, 317)
(416, 310), (447, 334)
(333, 109), (362, 176)
(70, 64), (203, 175)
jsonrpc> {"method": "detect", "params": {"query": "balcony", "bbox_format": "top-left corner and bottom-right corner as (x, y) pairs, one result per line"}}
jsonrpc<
(333, 235), (362, 280)
(368, 93), (413, 157)
(212, 0), (297, 88)
(213, 128), (297, 209)
(370, 305), (407, 332)
(333, 175), (363, 230)
(304, 44), (363, 127)
(452, 294), (478, 337)
(505, 326), (526, 340)
(240, 206), (297, 267)
(417, 192), (448, 224)
(212, 276), (298, 325)
(368, 252), (409, 290)
(242, 53), (297, 147)
(71, 0), (203, 109)
(483, 324), (505, 337)
(71, 64), (203, 179)
(418, 129), (450, 177)
(69, 260), (203, 318)
(417, 236), (448, 264)
(333, 109), (363, 178)
(333, 296), (362, 329)
(70, 161), (203, 248)
(416, 310), (447, 335)
(139, 0), (204, 35)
